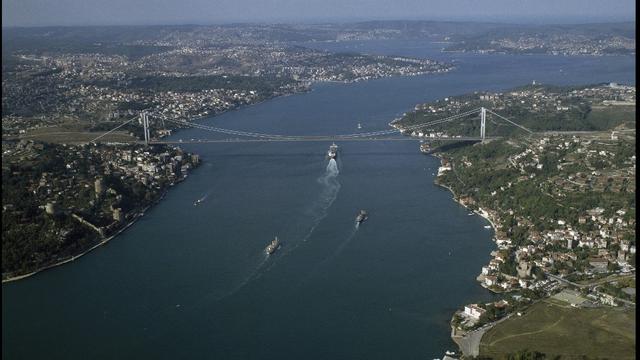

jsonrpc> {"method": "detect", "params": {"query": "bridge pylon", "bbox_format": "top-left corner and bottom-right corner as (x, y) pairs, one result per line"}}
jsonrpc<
(480, 107), (486, 141)
(141, 112), (150, 145)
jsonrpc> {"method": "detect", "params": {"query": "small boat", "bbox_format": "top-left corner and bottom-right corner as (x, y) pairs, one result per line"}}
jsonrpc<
(357, 123), (362, 129)
(355, 210), (368, 224)
(484, 225), (492, 229)
(194, 199), (203, 206)
(327, 143), (338, 159)
(265, 236), (280, 255)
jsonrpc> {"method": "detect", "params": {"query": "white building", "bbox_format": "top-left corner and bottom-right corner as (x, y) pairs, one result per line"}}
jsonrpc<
(464, 304), (486, 320)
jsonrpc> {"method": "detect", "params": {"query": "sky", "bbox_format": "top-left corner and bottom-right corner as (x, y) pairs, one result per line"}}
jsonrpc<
(2, 0), (636, 27)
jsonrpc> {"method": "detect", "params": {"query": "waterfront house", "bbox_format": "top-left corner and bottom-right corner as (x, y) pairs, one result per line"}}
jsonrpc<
(464, 304), (486, 320)
(484, 276), (498, 287)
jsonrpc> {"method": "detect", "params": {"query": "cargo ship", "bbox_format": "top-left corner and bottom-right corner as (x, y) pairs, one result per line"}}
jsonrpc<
(355, 210), (368, 224)
(265, 236), (280, 255)
(327, 143), (339, 159)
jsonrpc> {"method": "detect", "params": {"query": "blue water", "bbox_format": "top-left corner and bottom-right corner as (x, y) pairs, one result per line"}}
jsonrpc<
(2, 40), (634, 359)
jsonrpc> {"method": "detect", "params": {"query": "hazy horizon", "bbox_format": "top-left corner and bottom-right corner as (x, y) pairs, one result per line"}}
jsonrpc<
(2, 0), (635, 27)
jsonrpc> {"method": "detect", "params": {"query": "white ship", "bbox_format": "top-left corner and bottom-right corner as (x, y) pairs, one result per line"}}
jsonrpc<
(327, 143), (339, 159)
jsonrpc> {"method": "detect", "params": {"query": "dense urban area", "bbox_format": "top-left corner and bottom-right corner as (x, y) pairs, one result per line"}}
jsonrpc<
(395, 83), (636, 359)
(441, 22), (635, 55)
(2, 24), (453, 143)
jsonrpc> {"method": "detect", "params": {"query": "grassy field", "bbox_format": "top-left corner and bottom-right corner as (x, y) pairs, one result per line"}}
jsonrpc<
(480, 300), (636, 359)
(586, 105), (636, 130)
(14, 126), (136, 143)
(18, 130), (136, 143)
(576, 273), (636, 287)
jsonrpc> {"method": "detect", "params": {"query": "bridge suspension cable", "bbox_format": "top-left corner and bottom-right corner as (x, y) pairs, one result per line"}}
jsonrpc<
(161, 107), (484, 140)
(88, 106), (532, 144)
(485, 109), (533, 134)
(395, 108), (482, 132)
(89, 117), (136, 143)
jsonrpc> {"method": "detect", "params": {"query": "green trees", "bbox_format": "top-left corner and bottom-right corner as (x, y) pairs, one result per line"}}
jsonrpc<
(2, 141), (198, 278)
(499, 254), (518, 276)
(505, 349), (548, 360)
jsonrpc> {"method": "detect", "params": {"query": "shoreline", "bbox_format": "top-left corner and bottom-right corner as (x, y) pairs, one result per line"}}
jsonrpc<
(2, 176), (182, 284)
(431, 154), (502, 356)
(435, 179), (499, 235)
(2, 213), (141, 284)
(165, 70), (452, 138)
(431, 154), (499, 230)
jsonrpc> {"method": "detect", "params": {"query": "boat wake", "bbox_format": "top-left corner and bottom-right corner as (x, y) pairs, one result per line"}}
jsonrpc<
(213, 159), (342, 300)
(213, 255), (270, 301)
(308, 159), (341, 230)
(193, 191), (212, 206)
(279, 158), (340, 252)
(299, 226), (358, 285)
(327, 226), (358, 260)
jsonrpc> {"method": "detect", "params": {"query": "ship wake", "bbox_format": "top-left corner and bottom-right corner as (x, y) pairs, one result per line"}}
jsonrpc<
(262, 158), (341, 266)
(284, 158), (340, 249)
(213, 255), (270, 301)
(327, 226), (358, 260)
(213, 159), (341, 300)
(306, 159), (341, 234)
(299, 226), (358, 285)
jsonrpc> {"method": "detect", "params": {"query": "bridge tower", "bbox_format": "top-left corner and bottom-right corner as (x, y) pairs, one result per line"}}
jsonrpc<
(145, 113), (151, 144)
(141, 112), (151, 145)
(480, 107), (486, 141)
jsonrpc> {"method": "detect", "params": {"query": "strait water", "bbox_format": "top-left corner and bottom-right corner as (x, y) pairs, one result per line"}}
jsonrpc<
(2, 40), (635, 360)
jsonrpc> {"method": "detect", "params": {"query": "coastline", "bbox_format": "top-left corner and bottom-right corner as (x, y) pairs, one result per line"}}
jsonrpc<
(435, 180), (500, 243)
(170, 69), (452, 135)
(2, 213), (141, 283)
(182, 65), (455, 129)
(431, 152), (499, 230)
(2, 176), (183, 284)
(430, 153), (500, 357)
(433, 164), (498, 231)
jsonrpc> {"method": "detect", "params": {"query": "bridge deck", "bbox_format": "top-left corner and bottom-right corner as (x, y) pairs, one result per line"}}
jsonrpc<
(92, 106), (530, 145)
(151, 136), (492, 144)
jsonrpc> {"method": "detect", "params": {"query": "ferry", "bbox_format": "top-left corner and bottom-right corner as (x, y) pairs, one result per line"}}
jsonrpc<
(355, 210), (368, 224)
(327, 143), (339, 159)
(265, 236), (280, 255)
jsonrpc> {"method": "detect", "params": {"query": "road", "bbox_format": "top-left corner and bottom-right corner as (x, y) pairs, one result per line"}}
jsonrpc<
(546, 272), (636, 306)
(546, 272), (635, 289)
(593, 285), (637, 307)
(455, 313), (514, 357)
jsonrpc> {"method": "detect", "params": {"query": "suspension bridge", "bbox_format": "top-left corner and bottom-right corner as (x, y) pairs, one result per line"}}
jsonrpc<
(91, 107), (534, 145)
